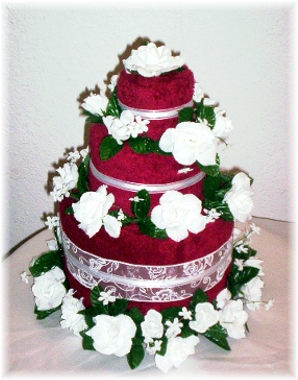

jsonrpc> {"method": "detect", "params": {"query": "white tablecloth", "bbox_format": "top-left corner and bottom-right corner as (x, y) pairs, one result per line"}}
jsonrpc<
(3, 217), (294, 378)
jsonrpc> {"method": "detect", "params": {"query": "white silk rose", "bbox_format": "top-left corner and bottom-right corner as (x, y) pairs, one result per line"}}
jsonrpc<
(81, 92), (108, 116)
(31, 267), (66, 311)
(213, 108), (233, 138)
(224, 172), (254, 222)
(103, 110), (149, 145)
(60, 289), (87, 337)
(51, 163), (79, 201)
(72, 185), (121, 238)
(86, 314), (136, 357)
(241, 276), (264, 310)
(189, 302), (219, 333)
(141, 309), (164, 343)
(155, 335), (200, 372)
(151, 191), (207, 242)
(123, 42), (185, 77)
(159, 121), (217, 167)
(219, 299), (248, 339)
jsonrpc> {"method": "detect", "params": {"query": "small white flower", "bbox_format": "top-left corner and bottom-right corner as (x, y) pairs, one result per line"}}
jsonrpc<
(67, 150), (80, 163)
(128, 116), (149, 138)
(108, 74), (119, 92)
(193, 83), (204, 102)
(165, 318), (183, 339)
(98, 289), (116, 305)
(86, 314), (136, 357)
(155, 335), (199, 372)
(234, 258), (244, 271)
(47, 239), (58, 251)
(179, 307), (192, 320)
(151, 191), (207, 242)
(123, 42), (185, 77)
(80, 147), (89, 159)
(219, 299), (248, 339)
(117, 209), (126, 221)
(31, 267), (66, 311)
(204, 208), (222, 222)
(159, 121), (218, 167)
(216, 288), (232, 310)
(141, 309), (164, 343)
(265, 299), (274, 311)
(60, 289), (87, 337)
(45, 216), (59, 230)
(235, 244), (248, 254)
(189, 302), (219, 333)
(72, 185), (121, 239)
(146, 339), (163, 355)
(52, 163), (79, 201)
(224, 172), (254, 223)
(81, 92), (108, 116)
(20, 271), (30, 284)
(178, 167), (194, 174)
(250, 222), (261, 235)
(241, 276), (264, 310)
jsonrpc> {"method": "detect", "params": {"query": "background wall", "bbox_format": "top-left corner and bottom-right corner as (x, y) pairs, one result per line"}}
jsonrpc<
(3, 1), (296, 257)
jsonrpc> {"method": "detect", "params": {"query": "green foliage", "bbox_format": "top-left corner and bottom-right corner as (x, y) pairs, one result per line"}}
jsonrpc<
(202, 323), (230, 351)
(83, 110), (103, 124)
(29, 250), (63, 277)
(178, 106), (194, 123)
(99, 135), (124, 160)
(131, 189), (151, 218)
(34, 305), (61, 320)
(105, 91), (122, 118)
(227, 266), (260, 298)
(137, 217), (167, 239)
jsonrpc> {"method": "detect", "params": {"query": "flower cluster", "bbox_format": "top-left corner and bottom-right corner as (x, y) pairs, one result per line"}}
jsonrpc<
(103, 110), (149, 145)
(123, 42), (185, 77)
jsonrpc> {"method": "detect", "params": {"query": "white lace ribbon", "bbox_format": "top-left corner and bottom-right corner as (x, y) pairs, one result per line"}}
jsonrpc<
(90, 160), (205, 193)
(62, 228), (233, 303)
(118, 99), (193, 120)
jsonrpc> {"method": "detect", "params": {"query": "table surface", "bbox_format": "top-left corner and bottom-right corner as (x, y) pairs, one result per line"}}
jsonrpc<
(3, 217), (295, 379)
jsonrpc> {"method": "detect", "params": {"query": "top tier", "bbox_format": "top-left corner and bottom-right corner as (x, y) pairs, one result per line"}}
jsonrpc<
(117, 66), (195, 111)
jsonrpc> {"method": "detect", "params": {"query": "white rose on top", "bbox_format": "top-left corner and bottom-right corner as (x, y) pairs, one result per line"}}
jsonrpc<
(81, 92), (109, 116)
(224, 172), (254, 223)
(155, 335), (200, 372)
(123, 42), (185, 77)
(189, 302), (219, 333)
(72, 185), (122, 239)
(141, 309), (164, 343)
(86, 314), (136, 357)
(32, 267), (66, 311)
(159, 121), (218, 167)
(219, 299), (248, 339)
(213, 108), (233, 138)
(151, 191), (207, 242)
(103, 110), (149, 145)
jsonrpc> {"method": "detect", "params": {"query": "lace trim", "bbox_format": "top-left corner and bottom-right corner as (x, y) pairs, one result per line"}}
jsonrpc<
(62, 228), (233, 302)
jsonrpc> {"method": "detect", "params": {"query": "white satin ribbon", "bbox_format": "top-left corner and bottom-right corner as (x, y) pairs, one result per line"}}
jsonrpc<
(118, 99), (193, 120)
(90, 160), (205, 194)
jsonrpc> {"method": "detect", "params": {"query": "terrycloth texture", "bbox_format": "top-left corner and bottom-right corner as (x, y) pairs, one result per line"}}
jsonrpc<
(117, 66), (194, 110)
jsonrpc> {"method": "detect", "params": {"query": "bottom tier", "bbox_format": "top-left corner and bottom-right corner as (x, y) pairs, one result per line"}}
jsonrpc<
(60, 198), (234, 314)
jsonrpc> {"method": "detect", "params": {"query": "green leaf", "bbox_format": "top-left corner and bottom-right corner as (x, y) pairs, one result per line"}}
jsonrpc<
(197, 155), (220, 177)
(161, 307), (181, 322)
(202, 323), (231, 351)
(108, 298), (129, 316)
(127, 306), (145, 326)
(199, 106), (216, 128)
(76, 154), (90, 196)
(90, 286), (106, 309)
(189, 288), (209, 312)
(64, 206), (74, 215)
(203, 175), (224, 200)
(105, 92), (122, 118)
(178, 106), (194, 123)
(99, 135), (124, 160)
(131, 189), (150, 218)
(227, 267), (259, 298)
(128, 136), (157, 154)
(34, 304), (61, 320)
(81, 332), (96, 351)
(83, 110), (103, 124)
(29, 250), (63, 277)
(137, 217), (167, 239)
(127, 341), (145, 369)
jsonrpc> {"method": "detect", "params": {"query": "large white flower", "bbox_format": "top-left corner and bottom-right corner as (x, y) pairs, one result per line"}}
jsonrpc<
(86, 314), (136, 357)
(81, 92), (109, 116)
(72, 185), (121, 238)
(241, 276), (264, 310)
(159, 121), (217, 167)
(189, 302), (219, 333)
(51, 163), (79, 201)
(151, 191), (207, 242)
(60, 289), (87, 336)
(123, 42), (185, 77)
(216, 288), (232, 310)
(155, 336), (199, 372)
(103, 110), (149, 145)
(141, 309), (164, 343)
(224, 172), (254, 222)
(219, 299), (248, 339)
(32, 267), (66, 311)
